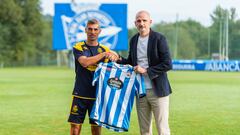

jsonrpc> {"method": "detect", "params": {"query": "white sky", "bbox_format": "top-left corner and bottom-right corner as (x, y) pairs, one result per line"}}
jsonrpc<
(40, 0), (240, 28)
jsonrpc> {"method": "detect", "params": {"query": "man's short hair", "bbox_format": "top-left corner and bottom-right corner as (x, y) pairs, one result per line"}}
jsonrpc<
(86, 19), (100, 28)
(136, 10), (151, 19)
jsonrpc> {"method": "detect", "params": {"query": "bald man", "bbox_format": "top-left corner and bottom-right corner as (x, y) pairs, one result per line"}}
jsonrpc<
(118, 10), (172, 135)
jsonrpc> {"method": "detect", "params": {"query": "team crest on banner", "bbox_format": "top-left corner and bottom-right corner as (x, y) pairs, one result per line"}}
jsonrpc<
(53, 3), (128, 50)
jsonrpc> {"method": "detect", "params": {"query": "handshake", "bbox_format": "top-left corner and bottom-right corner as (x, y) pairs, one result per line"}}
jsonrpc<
(103, 50), (121, 62)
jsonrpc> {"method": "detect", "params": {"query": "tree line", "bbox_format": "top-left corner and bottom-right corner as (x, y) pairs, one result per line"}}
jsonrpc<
(0, 0), (53, 67)
(0, 1), (239, 67)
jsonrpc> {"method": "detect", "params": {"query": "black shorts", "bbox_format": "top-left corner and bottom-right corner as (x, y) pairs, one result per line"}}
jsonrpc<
(68, 96), (97, 125)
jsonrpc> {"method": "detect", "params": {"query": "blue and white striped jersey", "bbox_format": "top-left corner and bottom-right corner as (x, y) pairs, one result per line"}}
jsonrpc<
(90, 62), (146, 132)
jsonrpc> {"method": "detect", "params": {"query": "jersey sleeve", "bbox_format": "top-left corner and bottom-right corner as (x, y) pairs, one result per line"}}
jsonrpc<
(134, 74), (146, 98)
(92, 62), (103, 86)
(73, 45), (84, 60)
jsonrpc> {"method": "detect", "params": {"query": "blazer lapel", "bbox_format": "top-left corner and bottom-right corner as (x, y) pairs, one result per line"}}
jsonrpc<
(147, 30), (153, 64)
(132, 34), (139, 66)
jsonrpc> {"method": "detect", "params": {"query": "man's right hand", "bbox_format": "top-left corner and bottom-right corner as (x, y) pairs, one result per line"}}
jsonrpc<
(105, 51), (120, 62)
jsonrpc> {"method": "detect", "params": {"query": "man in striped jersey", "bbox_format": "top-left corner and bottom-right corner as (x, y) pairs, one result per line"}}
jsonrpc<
(68, 19), (119, 135)
(90, 62), (146, 132)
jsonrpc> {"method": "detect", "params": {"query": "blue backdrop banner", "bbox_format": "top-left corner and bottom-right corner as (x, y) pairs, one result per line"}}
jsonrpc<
(53, 3), (128, 50)
(172, 60), (240, 72)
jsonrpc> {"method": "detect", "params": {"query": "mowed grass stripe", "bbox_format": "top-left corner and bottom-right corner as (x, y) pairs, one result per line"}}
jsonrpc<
(0, 68), (239, 135)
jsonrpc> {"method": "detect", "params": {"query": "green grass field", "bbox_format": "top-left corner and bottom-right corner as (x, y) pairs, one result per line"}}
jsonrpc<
(0, 67), (240, 135)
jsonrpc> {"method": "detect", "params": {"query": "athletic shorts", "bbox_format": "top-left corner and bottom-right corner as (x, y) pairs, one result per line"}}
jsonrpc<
(68, 96), (97, 125)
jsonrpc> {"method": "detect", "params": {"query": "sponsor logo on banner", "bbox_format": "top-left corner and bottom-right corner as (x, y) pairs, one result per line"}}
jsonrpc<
(172, 60), (240, 72)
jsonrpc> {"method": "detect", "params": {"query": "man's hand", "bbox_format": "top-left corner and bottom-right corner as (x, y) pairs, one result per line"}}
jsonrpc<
(134, 65), (147, 74)
(105, 51), (120, 62)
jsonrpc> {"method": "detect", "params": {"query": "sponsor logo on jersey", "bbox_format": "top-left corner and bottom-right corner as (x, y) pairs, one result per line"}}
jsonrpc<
(107, 77), (123, 90)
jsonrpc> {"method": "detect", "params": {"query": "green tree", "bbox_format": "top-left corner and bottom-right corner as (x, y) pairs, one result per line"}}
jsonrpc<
(179, 19), (208, 59)
(0, 0), (24, 66)
(153, 22), (197, 59)
(0, 0), (54, 66)
(210, 5), (240, 59)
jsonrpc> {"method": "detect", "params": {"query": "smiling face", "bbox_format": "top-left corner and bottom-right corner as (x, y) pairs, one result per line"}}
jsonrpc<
(85, 23), (101, 42)
(85, 19), (101, 45)
(135, 11), (152, 37)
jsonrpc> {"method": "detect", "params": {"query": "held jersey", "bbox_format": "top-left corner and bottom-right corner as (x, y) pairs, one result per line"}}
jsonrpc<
(72, 41), (109, 99)
(90, 62), (146, 132)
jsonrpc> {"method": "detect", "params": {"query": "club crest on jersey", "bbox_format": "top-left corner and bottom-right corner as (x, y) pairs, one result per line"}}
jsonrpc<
(106, 67), (111, 71)
(97, 48), (103, 53)
(83, 46), (88, 50)
(107, 77), (123, 90)
(126, 72), (131, 78)
(72, 105), (78, 113)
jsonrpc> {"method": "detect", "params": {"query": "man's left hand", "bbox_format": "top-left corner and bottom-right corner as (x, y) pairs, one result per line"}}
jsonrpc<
(134, 65), (147, 74)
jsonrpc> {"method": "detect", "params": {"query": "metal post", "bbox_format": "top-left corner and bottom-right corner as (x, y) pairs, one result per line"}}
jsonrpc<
(174, 13), (179, 59)
(219, 15), (222, 60)
(57, 51), (61, 67)
(208, 28), (211, 59)
(225, 11), (229, 60)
